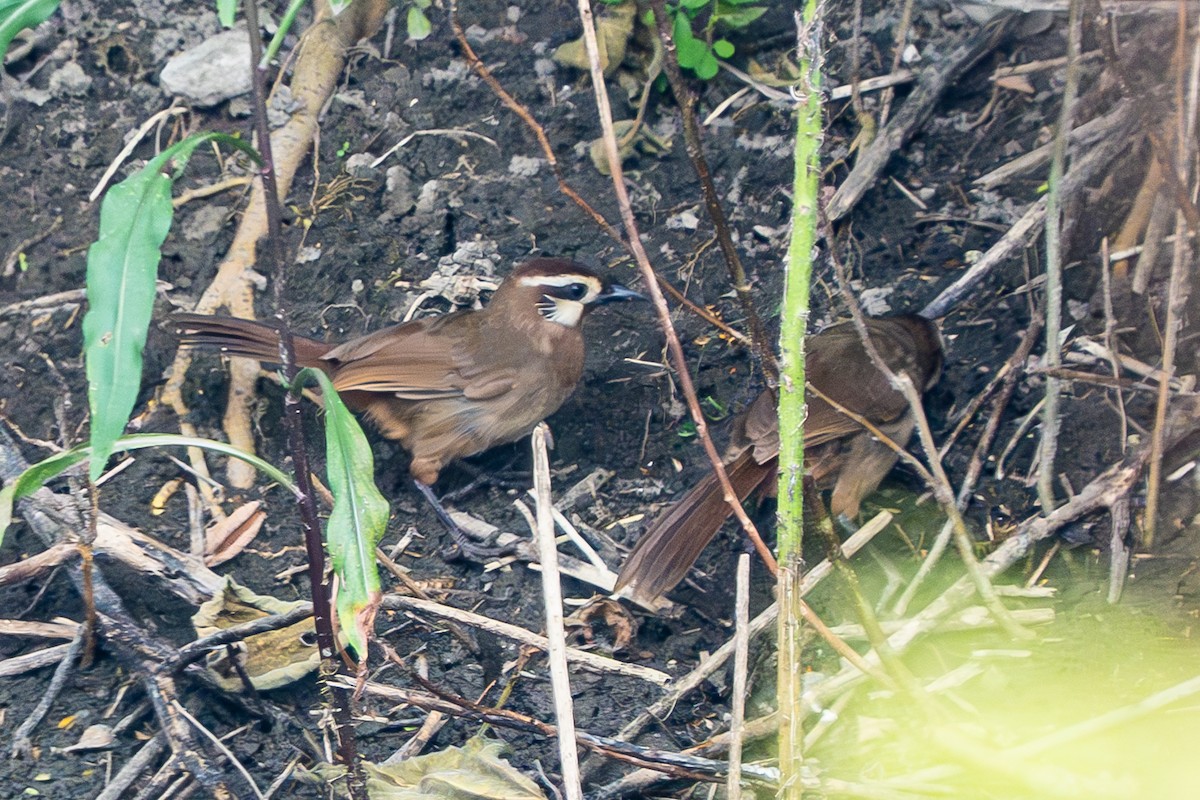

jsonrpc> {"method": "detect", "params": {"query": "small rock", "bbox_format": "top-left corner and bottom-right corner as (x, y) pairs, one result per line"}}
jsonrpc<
(295, 246), (322, 264)
(665, 209), (700, 231)
(384, 165), (416, 219)
(160, 27), (254, 107)
(344, 153), (378, 178)
(48, 62), (92, 97)
(508, 155), (544, 177)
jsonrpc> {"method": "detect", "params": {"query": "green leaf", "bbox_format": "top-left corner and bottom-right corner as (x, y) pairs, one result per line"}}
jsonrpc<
(0, 433), (296, 547)
(0, 0), (59, 62)
(303, 370), (389, 659)
(672, 13), (706, 69)
(327, 0), (352, 14)
(680, 0), (710, 9)
(83, 133), (257, 483)
(406, 6), (431, 41)
(695, 49), (720, 80)
(216, 0), (236, 28)
(712, 38), (735, 58)
(713, 3), (767, 28)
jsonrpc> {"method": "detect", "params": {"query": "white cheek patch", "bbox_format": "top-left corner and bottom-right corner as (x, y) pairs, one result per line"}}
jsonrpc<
(538, 296), (585, 327)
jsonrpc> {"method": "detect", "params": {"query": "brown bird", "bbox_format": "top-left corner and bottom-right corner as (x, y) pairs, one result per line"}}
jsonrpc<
(173, 258), (643, 552)
(616, 314), (943, 603)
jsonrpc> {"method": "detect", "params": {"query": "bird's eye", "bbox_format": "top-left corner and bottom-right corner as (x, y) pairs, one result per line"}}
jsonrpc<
(564, 283), (588, 300)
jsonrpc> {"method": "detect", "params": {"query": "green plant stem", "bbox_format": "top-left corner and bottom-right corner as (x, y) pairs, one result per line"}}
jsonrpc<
(778, 3), (821, 796)
(262, 0), (308, 67)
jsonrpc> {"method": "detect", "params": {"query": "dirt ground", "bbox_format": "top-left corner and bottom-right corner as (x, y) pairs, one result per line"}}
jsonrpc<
(2, 1), (1199, 798)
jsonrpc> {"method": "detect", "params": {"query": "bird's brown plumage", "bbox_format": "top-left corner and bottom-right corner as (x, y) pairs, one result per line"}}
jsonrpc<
(616, 314), (943, 604)
(173, 258), (641, 485)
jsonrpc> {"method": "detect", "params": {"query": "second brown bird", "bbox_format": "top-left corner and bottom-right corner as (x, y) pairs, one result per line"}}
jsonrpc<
(616, 314), (943, 604)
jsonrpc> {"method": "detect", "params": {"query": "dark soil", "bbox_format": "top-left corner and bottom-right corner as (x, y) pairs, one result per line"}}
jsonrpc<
(2, 2), (1198, 798)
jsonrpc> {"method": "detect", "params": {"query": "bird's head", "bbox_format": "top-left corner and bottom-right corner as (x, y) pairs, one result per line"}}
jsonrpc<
(503, 258), (644, 328)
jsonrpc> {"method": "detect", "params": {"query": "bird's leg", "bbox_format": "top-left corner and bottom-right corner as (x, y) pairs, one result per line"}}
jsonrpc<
(440, 458), (529, 501)
(413, 480), (512, 559)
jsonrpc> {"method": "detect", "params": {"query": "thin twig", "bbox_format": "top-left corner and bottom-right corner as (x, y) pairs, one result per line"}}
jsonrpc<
(446, 1), (749, 347)
(727, 554), (750, 800)
(1143, 10), (1200, 545)
(531, 424), (582, 800)
(568, 0), (777, 577)
(644, 0), (779, 385)
(377, 593), (670, 686)
(1038, 0), (1083, 513)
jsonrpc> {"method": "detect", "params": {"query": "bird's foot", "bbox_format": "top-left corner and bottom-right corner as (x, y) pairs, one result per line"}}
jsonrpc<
(413, 480), (514, 560)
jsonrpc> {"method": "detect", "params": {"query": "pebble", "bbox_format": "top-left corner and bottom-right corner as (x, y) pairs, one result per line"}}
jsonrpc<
(160, 27), (253, 107)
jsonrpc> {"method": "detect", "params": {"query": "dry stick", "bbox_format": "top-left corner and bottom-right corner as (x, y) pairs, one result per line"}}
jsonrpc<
(921, 117), (1135, 319)
(0, 499), (238, 791)
(445, 4), (747, 347)
(1099, 240), (1128, 447)
(531, 424), (582, 800)
(1142, 16), (1200, 545)
(1106, 496), (1131, 603)
(1038, 0), (1083, 515)
(362, 676), (787, 788)
(826, 232), (1032, 640)
(727, 555), (750, 800)
(973, 102), (1132, 190)
(93, 732), (168, 800)
(644, 0), (778, 385)
(876, 0), (916, 126)
(8, 624), (86, 756)
(379, 594), (670, 685)
(828, 15), (1014, 221)
(241, 1), (360, 782)
(894, 312), (1044, 616)
(568, 0), (777, 576)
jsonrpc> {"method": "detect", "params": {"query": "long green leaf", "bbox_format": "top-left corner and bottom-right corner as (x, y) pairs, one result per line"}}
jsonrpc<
(303, 370), (389, 659)
(0, 432), (296, 546)
(0, 0), (58, 62)
(83, 132), (258, 482)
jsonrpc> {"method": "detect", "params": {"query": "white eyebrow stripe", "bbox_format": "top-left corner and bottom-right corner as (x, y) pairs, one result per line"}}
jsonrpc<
(519, 275), (600, 290)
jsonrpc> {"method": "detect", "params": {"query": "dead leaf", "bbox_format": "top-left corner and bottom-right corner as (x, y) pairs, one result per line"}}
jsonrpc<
(205, 501), (266, 566)
(564, 596), (637, 652)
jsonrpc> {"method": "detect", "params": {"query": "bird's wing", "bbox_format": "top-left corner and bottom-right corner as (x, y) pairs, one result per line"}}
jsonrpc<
(323, 312), (512, 401)
(804, 319), (931, 443)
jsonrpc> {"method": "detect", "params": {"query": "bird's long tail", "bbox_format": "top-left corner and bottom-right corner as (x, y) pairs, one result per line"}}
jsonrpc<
(171, 313), (333, 370)
(615, 450), (775, 604)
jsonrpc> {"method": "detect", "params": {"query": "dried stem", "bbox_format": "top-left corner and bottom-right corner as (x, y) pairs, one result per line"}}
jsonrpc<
(644, 0), (779, 385)
(567, 0), (777, 577)
(1038, 0), (1083, 513)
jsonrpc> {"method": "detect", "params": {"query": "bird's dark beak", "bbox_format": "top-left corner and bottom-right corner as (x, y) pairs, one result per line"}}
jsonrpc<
(596, 282), (645, 304)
